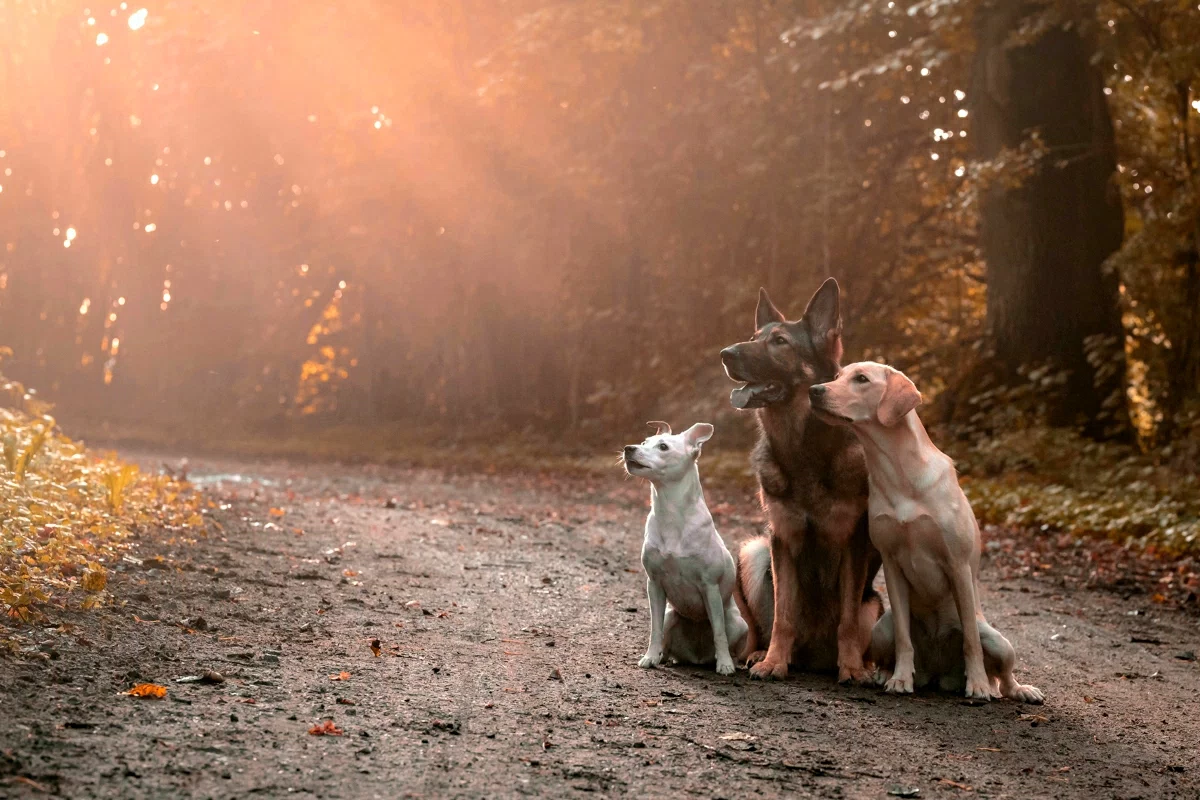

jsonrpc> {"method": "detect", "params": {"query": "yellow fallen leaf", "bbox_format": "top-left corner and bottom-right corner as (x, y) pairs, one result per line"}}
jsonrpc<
(124, 683), (167, 699)
(329, 671), (351, 681)
(82, 564), (108, 593)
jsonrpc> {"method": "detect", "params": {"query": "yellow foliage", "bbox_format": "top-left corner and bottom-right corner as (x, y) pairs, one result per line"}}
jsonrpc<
(1, 365), (206, 632)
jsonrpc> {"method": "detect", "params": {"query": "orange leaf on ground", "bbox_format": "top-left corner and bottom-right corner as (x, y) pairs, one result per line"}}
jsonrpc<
(369, 639), (381, 657)
(124, 683), (167, 699)
(329, 671), (350, 681)
(308, 720), (344, 736)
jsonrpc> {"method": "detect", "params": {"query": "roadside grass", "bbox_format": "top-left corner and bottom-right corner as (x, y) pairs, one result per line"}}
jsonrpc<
(1, 378), (205, 642)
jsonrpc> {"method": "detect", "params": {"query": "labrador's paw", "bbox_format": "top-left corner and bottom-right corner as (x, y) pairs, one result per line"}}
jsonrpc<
(964, 676), (994, 702)
(1006, 683), (1044, 705)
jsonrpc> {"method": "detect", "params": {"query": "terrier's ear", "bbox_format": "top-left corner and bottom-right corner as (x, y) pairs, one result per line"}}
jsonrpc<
(682, 423), (714, 456)
(803, 278), (843, 365)
(877, 370), (922, 427)
(755, 288), (786, 330)
(646, 420), (671, 436)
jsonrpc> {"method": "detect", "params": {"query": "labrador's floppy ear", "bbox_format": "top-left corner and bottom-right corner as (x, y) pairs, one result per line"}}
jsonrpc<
(646, 421), (671, 436)
(877, 370), (922, 427)
(682, 423), (715, 456)
(756, 288), (786, 330)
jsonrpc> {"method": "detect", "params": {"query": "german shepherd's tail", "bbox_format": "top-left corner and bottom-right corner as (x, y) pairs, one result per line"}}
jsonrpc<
(733, 537), (773, 662)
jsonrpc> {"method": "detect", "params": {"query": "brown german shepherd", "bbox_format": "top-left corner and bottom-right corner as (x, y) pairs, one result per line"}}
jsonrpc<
(719, 279), (882, 682)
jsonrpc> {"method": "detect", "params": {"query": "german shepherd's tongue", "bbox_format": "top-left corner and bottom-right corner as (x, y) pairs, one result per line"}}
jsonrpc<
(730, 382), (784, 409)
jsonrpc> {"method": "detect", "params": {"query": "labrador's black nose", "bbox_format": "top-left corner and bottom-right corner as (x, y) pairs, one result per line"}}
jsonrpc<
(809, 384), (827, 399)
(623, 445), (637, 456)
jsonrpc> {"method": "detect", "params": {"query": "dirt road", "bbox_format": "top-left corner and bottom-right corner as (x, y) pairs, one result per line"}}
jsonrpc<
(2, 454), (1198, 799)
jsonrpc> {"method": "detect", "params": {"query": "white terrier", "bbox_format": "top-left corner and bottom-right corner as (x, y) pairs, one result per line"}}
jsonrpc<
(623, 421), (748, 675)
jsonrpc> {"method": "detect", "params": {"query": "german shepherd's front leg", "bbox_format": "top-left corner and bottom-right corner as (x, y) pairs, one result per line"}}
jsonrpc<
(749, 532), (796, 680)
(835, 544), (873, 684)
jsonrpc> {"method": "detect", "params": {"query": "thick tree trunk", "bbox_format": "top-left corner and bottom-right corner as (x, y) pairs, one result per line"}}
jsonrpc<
(971, 2), (1131, 439)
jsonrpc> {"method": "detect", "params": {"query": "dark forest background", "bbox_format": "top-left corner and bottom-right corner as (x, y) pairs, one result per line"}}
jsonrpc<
(1, 0), (1198, 469)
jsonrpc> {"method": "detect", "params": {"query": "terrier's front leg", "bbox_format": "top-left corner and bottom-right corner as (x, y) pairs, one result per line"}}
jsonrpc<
(639, 577), (667, 668)
(703, 582), (736, 675)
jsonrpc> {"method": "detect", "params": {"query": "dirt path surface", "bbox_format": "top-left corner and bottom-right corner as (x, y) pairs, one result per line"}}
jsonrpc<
(2, 453), (1199, 800)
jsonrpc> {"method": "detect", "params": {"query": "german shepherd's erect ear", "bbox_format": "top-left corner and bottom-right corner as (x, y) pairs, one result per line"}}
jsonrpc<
(802, 278), (843, 366)
(755, 287), (786, 331)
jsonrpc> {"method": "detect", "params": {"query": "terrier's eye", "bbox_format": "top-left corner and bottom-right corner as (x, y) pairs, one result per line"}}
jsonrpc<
(657, 443), (669, 451)
(854, 373), (871, 384)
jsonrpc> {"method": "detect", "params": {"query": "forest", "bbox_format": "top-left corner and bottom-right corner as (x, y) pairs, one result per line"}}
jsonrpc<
(1, 0), (1199, 550)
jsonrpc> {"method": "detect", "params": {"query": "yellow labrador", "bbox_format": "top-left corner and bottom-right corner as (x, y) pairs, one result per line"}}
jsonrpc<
(808, 362), (1043, 703)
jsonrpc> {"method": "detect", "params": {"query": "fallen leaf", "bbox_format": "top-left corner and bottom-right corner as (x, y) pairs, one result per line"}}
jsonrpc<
(269, 507), (286, 517)
(1018, 713), (1049, 724)
(81, 564), (108, 593)
(370, 638), (381, 657)
(336, 697), (356, 706)
(343, 569), (359, 578)
(937, 778), (973, 791)
(720, 732), (755, 742)
(976, 747), (1003, 752)
(308, 720), (344, 736)
(329, 671), (350, 681)
(124, 683), (167, 699)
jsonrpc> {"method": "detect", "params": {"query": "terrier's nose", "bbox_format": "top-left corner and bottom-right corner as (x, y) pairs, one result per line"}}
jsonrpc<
(809, 385), (827, 399)
(623, 445), (637, 456)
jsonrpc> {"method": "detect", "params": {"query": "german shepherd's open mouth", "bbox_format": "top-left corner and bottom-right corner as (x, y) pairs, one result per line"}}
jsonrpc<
(720, 360), (788, 410)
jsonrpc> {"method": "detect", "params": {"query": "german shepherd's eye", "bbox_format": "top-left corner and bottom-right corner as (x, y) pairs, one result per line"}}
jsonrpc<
(854, 373), (871, 384)
(771, 334), (788, 345)
(657, 442), (669, 451)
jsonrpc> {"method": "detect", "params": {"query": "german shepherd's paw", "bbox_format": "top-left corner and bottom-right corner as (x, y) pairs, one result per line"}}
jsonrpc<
(836, 665), (873, 685)
(638, 651), (663, 669)
(744, 649), (768, 668)
(749, 657), (788, 680)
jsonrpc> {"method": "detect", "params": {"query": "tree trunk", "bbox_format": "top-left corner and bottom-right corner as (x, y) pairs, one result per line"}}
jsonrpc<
(971, 2), (1130, 439)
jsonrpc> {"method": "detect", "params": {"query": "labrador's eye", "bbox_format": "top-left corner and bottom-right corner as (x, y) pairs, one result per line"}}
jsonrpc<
(854, 373), (871, 384)
(657, 443), (669, 451)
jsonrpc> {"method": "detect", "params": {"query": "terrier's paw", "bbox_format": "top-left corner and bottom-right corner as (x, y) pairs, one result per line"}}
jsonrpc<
(884, 672), (914, 695)
(715, 659), (736, 676)
(1006, 683), (1045, 705)
(837, 664), (873, 686)
(744, 650), (768, 668)
(638, 651), (663, 669)
(749, 657), (787, 681)
(964, 676), (993, 702)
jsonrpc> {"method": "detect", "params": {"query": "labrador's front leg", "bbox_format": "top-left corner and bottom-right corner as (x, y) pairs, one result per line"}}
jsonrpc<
(881, 557), (915, 694)
(703, 582), (736, 675)
(639, 577), (667, 668)
(948, 565), (993, 700)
